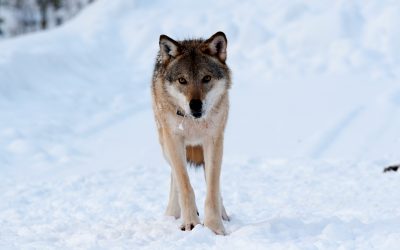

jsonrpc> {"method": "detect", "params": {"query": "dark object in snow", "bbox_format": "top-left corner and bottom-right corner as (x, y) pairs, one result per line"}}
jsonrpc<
(383, 165), (399, 173)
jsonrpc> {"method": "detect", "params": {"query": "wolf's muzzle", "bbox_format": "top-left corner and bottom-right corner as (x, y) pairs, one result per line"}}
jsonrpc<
(189, 99), (202, 118)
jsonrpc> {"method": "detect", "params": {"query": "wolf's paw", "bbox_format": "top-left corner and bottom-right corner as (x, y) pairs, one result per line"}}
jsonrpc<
(180, 222), (197, 231)
(204, 218), (226, 235)
(180, 210), (200, 231)
(180, 218), (200, 231)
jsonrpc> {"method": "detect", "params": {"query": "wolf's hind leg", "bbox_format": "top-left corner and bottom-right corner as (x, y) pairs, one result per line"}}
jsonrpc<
(165, 173), (181, 218)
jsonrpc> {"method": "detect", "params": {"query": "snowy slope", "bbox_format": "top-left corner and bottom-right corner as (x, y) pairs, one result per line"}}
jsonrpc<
(1, 0), (400, 249)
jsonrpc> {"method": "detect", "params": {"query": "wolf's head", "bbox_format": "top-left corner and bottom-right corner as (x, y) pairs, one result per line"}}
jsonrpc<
(156, 32), (231, 119)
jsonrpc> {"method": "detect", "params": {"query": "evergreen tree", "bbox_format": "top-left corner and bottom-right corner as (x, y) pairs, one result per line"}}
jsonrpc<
(0, 17), (4, 36)
(0, 0), (95, 38)
(36, 0), (62, 29)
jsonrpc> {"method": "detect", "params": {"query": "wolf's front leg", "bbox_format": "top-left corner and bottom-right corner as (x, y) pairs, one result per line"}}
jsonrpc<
(164, 131), (200, 231)
(203, 136), (226, 235)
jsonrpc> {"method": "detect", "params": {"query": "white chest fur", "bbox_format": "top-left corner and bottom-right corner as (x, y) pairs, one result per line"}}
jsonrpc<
(167, 110), (225, 146)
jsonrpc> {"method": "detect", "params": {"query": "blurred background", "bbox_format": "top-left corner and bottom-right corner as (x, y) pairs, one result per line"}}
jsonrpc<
(0, 0), (95, 38)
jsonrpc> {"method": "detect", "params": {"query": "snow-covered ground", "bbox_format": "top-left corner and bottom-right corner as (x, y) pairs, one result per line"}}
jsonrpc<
(1, 0), (399, 249)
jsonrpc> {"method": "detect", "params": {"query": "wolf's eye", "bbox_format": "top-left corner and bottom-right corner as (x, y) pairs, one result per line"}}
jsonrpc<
(178, 77), (187, 84)
(202, 75), (211, 83)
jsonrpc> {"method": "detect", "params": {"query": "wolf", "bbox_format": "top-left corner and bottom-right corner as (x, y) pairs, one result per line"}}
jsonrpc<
(151, 31), (231, 235)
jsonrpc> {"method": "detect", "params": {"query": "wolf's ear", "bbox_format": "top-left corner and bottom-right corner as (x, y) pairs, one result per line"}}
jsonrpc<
(159, 35), (180, 63)
(204, 31), (227, 62)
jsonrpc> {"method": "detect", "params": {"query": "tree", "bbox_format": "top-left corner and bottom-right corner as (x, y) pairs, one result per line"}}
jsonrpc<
(0, 17), (4, 36)
(0, 0), (6, 36)
(36, 0), (62, 30)
(0, 0), (96, 38)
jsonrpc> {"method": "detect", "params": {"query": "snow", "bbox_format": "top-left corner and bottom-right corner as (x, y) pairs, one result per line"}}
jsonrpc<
(1, 159), (399, 249)
(1, 0), (400, 249)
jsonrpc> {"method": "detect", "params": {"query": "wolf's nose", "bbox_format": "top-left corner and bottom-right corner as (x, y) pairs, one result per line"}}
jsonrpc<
(189, 99), (202, 118)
